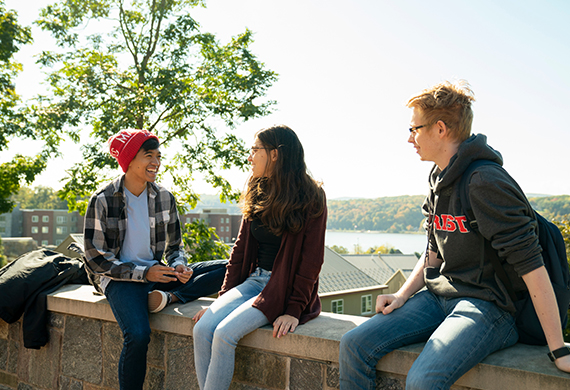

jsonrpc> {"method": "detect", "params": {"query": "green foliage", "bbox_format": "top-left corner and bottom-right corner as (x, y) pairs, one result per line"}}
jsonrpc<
(0, 2), (47, 214)
(528, 196), (570, 221)
(368, 244), (401, 254)
(552, 215), (570, 261)
(29, 0), (277, 213)
(327, 245), (348, 255)
(327, 196), (425, 233)
(11, 186), (69, 209)
(182, 219), (230, 263)
(0, 235), (6, 268)
(553, 215), (570, 342)
(328, 195), (570, 234)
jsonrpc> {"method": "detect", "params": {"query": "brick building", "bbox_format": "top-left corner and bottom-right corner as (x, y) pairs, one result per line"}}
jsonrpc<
(181, 208), (242, 244)
(20, 209), (84, 247)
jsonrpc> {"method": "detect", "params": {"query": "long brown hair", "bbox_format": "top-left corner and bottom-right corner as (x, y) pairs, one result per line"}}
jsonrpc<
(241, 125), (325, 235)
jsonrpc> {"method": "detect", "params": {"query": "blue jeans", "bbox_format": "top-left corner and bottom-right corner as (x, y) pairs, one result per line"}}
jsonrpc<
(104, 260), (228, 390)
(339, 290), (518, 390)
(193, 267), (271, 390)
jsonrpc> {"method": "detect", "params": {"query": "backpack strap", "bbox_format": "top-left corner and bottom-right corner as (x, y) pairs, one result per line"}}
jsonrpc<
(458, 159), (518, 302)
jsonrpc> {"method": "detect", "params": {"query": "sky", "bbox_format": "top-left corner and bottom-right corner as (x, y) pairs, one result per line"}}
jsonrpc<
(3, 0), (570, 200)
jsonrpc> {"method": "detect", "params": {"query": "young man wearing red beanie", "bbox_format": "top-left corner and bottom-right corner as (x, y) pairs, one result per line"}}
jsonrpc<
(83, 129), (228, 390)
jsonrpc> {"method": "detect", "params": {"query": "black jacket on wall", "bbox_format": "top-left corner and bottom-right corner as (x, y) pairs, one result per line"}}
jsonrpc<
(0, 249), (88, 349)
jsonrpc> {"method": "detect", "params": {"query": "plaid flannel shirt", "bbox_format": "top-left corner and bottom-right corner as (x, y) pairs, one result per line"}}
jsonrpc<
(83, 175), (186, 291)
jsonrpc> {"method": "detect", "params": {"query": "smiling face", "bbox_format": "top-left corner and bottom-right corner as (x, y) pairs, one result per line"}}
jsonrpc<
(127, 146), (161, 185)
(248, 137), (276, 178)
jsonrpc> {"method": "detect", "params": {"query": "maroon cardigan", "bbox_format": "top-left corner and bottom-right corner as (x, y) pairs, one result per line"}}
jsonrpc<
(219, 206), (327, 324)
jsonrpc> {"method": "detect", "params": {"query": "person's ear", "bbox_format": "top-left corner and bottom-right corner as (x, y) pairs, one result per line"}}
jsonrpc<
(436, 120), (448, 138)
(270, 148), (278, 162)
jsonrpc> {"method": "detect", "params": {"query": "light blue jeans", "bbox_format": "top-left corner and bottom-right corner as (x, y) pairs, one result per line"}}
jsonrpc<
(193, 267), (271, 390)
(339, 290), (518, 390)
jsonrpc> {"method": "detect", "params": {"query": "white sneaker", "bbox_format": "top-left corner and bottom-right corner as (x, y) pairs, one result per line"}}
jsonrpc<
(148, 290), (170, 313)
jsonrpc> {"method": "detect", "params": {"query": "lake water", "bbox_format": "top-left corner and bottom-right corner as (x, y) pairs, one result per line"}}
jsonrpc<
(325, 230), (427, 255)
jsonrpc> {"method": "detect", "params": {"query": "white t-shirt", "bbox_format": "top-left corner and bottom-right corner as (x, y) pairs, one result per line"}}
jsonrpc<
(100, 187), (158, 291)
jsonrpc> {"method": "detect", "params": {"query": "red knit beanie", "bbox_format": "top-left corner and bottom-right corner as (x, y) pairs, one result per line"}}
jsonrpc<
(108, 129), (160, 173)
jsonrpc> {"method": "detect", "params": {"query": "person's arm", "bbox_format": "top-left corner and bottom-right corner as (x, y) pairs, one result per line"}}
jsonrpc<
(376, 250), (441, 314)
(83, 193), (149, 282)
(162, 193), (193, 283)
(163, 193), (186, 269)
(522, 266), (570, 372)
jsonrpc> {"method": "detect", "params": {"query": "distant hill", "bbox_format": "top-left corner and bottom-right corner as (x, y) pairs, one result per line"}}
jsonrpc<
(327, 195), (425, 232)
(328, 194), (570, 233)
(528, 195), (570, 221)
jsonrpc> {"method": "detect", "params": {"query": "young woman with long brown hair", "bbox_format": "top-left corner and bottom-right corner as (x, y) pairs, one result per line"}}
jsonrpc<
(192, 125), (327, 390)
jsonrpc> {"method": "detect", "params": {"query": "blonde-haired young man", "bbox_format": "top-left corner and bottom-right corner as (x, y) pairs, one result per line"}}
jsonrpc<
(339, 81), (570, 389)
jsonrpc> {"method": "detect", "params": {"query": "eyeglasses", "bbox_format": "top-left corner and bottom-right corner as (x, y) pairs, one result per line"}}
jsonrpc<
(250, 146), (266, 154)
(409, 125), (427, 134)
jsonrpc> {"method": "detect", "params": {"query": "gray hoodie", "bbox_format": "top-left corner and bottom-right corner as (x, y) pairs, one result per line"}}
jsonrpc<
(421, 134), (544, 313)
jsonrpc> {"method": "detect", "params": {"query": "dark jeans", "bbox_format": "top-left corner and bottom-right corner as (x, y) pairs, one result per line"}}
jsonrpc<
(104, 260), (227, 390)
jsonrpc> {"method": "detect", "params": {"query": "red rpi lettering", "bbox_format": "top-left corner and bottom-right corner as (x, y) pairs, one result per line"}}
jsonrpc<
(433, 215), (442, 230)
(455, 216), (469, 233)
(441, 214), (456, 232)
(434, 214), (470, 233)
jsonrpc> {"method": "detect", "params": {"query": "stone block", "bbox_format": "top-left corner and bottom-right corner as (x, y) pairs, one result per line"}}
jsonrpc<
(7, 340), (18, 374)
(0, 371), (18, 388)
(0, 339), (7, 370)
(8, 323), (19, 342)
(62, 316), (102, 384)
(164, 334), (197, 390)
(59, 375), (83, 390)
(16, 383), (37, 390)
(228, 383), (267, 390)
(143, 366), (164, 390)
(326, 364), (340, 389)
(83, 384), (105, 390)
(0, 321), (8, 339)
(290, 358), (324, 390)
(101, 322), (121, 389)
(375, 372), (405, 390)
(234, 347), (287, 389)
(28, 328), (62, 389)
(49, 313), (65, 329)
(15, 344), (31, 383)
(147, 332), (165, 368)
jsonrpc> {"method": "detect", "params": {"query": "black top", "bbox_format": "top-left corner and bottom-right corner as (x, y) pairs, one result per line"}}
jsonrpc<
(251, 218), (282, 271)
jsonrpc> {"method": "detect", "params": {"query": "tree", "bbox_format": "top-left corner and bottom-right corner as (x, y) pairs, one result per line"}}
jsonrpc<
(327, 245), (349, 255)
(11, 185), (69, 209)
(553, 215), (570, 262)
(182, 219), (230, 263)
(0, 236), (6, 268)
(29, 0), (277, 214)
(553, 215), (570, 341)
(0, 2), (45, 214)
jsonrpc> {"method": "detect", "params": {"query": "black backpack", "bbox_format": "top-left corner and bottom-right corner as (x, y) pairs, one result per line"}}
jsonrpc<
(459, 159), (570, 345)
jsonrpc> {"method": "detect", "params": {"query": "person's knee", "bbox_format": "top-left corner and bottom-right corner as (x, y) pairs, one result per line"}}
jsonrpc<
(340, 327), (364, 358)
(124, 328), (151, 349)
(405, 365), (433, 390)
(212, 322), (240, 348)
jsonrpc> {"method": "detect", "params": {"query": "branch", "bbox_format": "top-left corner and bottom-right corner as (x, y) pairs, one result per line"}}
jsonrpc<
(140, 0), (166, 73)
(119, 0), (140, 70)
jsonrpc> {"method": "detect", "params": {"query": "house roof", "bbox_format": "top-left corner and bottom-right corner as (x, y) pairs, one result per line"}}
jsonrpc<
(377, 254), (418, 278)
(341, 254), (396, 285)
(318, 248), (380, 294)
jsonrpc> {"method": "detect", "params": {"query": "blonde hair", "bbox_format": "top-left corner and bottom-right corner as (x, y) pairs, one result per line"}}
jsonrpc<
(407, 80), (475, 142)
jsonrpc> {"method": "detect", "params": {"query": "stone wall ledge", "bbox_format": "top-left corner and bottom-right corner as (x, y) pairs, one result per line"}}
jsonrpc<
(47, 284), (570, 390)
